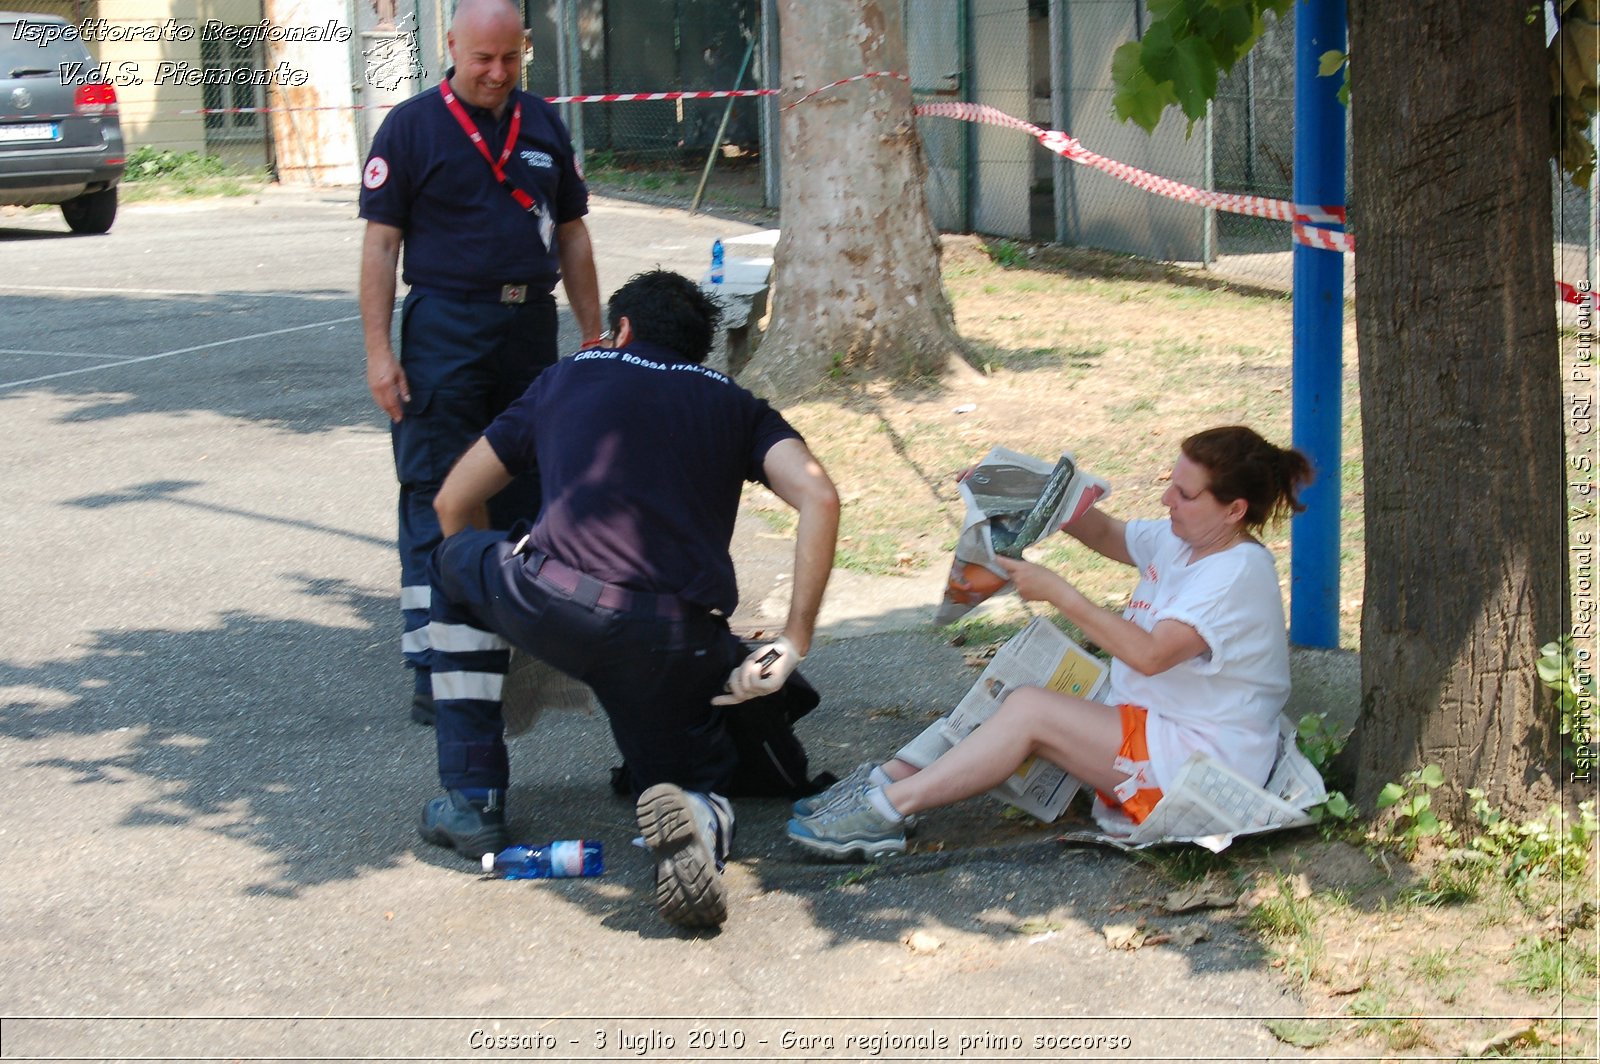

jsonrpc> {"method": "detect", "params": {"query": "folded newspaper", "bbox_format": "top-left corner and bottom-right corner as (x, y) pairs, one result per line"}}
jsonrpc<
(1062, 716), (1327, 853)
(936, 447), (1110, 625)
(894, 618), (1106, 821)
(902, 619), (1327, 849)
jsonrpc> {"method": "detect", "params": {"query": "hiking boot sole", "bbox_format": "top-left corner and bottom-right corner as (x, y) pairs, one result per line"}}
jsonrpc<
(636, 784), (727, 929)
(785, 821), (907, 861)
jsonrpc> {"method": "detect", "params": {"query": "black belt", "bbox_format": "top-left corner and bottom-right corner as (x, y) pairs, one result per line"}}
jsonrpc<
(410, 283), (548, 304)
(514, 541), (689, 619)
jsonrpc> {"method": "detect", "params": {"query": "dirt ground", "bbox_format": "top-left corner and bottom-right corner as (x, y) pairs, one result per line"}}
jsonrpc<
(749, 235), (1364, 646)
(746, 238), (1596, 1061)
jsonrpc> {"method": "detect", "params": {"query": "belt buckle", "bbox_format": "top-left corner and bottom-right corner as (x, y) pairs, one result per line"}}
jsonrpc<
(500, 284), (527, 304)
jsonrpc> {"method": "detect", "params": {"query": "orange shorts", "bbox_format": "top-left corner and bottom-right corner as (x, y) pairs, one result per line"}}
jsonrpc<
(1094, 704), (1165, 824)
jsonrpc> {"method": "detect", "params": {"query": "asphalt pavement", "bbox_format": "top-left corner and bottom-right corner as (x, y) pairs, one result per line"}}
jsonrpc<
(0, 189), (1324, 1062)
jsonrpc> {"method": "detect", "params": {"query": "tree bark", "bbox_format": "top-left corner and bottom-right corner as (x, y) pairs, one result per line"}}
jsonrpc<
(1349, 2), (1567, 819)
(741, 0), (968, 397)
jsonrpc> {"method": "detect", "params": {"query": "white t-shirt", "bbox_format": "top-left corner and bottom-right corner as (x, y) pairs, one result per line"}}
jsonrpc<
(1107, 519), (1291, 790)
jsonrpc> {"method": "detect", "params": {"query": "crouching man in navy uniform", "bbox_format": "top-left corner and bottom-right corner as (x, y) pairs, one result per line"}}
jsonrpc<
(359, 0), (603, 725)
(417, 270), (840, 929)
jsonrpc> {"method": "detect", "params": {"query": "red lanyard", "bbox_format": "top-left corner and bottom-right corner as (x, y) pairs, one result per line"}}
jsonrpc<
(438, 79), (540, 215)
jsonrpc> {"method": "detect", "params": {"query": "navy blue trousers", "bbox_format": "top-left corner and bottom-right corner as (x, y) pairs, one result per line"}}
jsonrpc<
(428, 530), (744, 797)
(392, 290), (557, 692)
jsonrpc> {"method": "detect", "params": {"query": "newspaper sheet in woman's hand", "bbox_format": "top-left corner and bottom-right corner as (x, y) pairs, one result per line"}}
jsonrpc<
(935, 446), (1111, 624)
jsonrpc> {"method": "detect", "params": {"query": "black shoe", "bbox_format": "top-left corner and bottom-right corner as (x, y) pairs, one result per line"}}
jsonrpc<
(411, 691), (435, 726)
(418, 789), (508, 859)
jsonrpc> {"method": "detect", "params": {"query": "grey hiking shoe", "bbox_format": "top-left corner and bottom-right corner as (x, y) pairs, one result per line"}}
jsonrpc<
(418, 789), (508, 859)
(793, 764), (919, 832)
(791, 762), (876, 818)
(636, 784), (732, 929)
(786, 788), (907, 861)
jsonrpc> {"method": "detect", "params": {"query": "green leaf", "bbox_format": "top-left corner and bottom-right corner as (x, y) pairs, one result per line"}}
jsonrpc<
(1111, 42), (1179, 133)
(1212, 5), (1258, 70)
(1419, 764), (1446, 788)
(1414, 811), (1441, 836)
(1169, 36), (1219, 123)
(1318, 49), (1346, 77)
(1265, 1019), (1338, 1049)
(1191, 2), (1224, 38)
(1324, 793), (1351, 818)
(1141, 20), (1179, 81)
(1377, 782), (1405, 809)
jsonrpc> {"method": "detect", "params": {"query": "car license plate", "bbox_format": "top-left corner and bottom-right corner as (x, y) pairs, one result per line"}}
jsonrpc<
(0, 123), (61, 143)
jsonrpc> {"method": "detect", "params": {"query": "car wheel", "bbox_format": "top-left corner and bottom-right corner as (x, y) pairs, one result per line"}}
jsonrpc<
(61, 187), (118, 234)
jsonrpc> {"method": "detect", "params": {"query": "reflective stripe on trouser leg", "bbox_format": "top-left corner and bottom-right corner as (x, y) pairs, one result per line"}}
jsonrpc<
(400, 585), (431, 679)
(396, 473), (443, 678)
(428, 540), (515, 792)
(431, 632), (512, 791)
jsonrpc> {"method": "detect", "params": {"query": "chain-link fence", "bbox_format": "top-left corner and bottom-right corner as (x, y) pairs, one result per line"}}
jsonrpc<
(1210, 10), (1301, 284)
(527, 0), (771, 215)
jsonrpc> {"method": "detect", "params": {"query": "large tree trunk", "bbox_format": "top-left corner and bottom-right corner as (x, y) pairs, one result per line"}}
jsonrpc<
(741, 0), (968, 397)
(1349, 2), (1568, 820)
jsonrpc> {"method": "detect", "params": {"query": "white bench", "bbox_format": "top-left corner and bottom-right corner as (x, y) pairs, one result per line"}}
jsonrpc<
(700, 229), (778, 376)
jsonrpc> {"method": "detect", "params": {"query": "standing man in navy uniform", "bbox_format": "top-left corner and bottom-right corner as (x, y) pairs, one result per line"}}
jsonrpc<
(358, 0), (603, 724)
(418, 270), (841, 930)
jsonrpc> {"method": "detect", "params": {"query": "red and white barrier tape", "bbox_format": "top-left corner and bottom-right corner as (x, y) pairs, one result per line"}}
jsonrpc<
(13, 66), (1592, 306)
(1558, 281), (1599, 311)
(917, 101), (1600, 308)
(1291, 221), (1355, 254)
(543, 88), (772, 105)
(780, 70), (909, 111)
(913, 100), (1347, 230)
(161, 70), (906, 115)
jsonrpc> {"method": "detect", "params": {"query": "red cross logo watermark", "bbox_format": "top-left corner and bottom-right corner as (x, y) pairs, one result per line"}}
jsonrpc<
(363, 156), (389, 190)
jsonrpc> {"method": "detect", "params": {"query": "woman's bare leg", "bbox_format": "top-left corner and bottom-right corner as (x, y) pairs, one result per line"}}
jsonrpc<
(882, 687), (1127, 816)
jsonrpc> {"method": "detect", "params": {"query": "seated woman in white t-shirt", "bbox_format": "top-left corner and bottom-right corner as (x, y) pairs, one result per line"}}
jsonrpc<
(787, 425), (1314, 860)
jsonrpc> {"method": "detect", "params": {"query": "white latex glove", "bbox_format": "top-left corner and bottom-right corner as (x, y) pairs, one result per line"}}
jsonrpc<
(711, 636), (803, 705)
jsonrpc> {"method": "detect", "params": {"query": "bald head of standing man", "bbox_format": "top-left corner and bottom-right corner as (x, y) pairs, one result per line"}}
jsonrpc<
(446, 0), (527, 117)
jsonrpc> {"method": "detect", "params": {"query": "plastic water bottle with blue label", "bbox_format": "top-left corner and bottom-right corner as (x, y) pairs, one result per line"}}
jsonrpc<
(710, 239), (724, 284)
(483, 840), (604, 879)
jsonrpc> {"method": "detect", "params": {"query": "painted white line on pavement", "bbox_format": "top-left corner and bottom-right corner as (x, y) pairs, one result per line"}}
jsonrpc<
(0, 348), (123, 360)
(0, 282), (354, 300)
(0, 314), (361, 391)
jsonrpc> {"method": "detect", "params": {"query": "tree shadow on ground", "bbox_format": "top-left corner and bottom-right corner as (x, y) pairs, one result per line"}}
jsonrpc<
(0, 290), (589, 434)
(0, 574), (436, 895)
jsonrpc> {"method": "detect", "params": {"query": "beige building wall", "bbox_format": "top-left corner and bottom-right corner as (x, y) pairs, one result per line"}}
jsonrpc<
(86, 1), (267, 158)
(16, 0), (359, 173)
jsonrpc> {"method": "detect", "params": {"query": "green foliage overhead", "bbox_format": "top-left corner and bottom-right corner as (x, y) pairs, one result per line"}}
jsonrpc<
(1111, 0), (1292, 133)
(1111, 0), (1598, 187)
(1552, 0), (1599, 188)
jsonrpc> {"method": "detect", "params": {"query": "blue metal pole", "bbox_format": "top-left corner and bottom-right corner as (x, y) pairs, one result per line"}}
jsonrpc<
(1289, 0), (1347, 648)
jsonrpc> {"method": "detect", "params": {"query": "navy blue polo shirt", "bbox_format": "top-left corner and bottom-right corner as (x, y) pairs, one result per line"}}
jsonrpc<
(481, 340), (803, 614)
(359, 74), (588, 294)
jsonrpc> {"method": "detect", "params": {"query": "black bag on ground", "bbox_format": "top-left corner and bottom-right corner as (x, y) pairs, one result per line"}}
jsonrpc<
(608, 649), (831, 800)
(719, 664), (823, 798)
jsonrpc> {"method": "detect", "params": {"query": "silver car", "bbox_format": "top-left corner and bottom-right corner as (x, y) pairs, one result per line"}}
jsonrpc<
(1, 11), (125, 233)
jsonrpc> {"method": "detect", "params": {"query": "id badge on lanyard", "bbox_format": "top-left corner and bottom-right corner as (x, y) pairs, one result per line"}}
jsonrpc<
(439, 80), (555, 252)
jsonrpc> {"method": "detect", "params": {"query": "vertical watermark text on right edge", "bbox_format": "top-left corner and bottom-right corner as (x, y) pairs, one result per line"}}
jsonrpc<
(1569, 279), (1595, 783)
